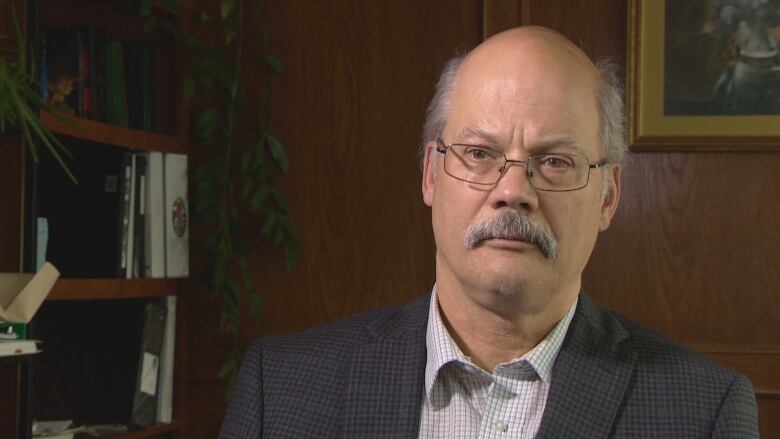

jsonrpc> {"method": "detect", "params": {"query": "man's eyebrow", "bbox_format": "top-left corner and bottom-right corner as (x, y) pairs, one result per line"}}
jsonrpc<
(530, 136), (587, 155)
(456, 127), (500, 144)
(453, 129), (590, 155)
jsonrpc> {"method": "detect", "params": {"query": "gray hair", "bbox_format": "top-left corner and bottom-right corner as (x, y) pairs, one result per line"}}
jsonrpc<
(419, 55), (627, 169)
(419, 55), (465, 169)
(594, 57), (627, 165)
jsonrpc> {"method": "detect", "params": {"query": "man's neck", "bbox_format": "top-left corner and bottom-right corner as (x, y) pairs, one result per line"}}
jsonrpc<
(435, 278), (579, 372)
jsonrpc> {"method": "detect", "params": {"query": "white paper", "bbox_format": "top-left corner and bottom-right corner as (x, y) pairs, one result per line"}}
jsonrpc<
(36, 218), (49, 271)
(140, 352), (159, 396)
(31, 419), (73, 435)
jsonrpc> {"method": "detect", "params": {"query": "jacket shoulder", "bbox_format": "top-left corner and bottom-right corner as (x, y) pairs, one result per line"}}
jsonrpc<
(613, 311), (737, 382)
(579, 295), (738, 380)
(259, 293), (430, 357)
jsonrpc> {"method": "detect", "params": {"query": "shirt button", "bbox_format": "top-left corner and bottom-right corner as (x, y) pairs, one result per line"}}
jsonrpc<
(495, 421), (508, 432)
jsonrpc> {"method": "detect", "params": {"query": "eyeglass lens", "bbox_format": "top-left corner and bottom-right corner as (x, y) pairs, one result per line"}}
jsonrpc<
(444, 144), (591, 191)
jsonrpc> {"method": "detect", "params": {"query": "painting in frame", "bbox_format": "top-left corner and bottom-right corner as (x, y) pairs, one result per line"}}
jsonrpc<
(628, 0), (780, 150)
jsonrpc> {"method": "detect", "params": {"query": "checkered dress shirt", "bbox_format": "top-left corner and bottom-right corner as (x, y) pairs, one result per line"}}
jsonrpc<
(418, 287), (577, 439)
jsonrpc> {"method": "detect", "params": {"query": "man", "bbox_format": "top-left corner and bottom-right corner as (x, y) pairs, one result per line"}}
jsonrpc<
(220, 26), (759, 438)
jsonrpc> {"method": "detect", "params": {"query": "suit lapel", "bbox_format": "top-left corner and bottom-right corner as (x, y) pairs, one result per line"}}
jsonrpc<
(537, 294), (637, 438)
(342, 295), (429, 438)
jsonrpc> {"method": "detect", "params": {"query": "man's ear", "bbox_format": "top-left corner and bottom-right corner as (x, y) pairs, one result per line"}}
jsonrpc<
(599, 165), (621, 231)
(422, 141), (437, 207)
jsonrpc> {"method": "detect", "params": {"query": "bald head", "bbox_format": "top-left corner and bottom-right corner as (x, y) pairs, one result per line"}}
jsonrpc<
(461, 26), (599, 86)
(421, 26), (626, 167)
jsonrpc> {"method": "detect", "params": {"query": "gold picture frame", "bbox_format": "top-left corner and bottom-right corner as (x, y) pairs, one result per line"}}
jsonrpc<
(628, 0), (780, 150)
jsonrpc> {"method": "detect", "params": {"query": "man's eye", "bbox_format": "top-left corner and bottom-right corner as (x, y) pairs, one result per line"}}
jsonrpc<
(466, 147), (495, 160)
(539, 156), (573, 168)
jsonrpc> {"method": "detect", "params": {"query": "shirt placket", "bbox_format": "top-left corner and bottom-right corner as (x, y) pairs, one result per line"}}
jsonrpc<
(477, 362), (538, 439)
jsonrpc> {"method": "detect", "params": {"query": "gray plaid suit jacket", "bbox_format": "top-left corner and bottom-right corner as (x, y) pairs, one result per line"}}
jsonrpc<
(219, 293), (759, 438)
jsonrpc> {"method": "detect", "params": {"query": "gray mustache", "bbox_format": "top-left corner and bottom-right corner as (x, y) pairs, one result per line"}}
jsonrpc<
(464, 210), (558, 260)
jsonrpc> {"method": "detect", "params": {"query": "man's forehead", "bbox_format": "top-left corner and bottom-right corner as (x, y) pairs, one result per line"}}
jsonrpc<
(454, 27), (599, 94)
(464, 26), (595, 71)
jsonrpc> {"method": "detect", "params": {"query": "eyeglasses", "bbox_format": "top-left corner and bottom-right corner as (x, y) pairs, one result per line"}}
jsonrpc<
(436, 137), (607, 192)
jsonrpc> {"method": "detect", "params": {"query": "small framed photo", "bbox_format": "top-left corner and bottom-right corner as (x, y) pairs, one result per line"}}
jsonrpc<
(628, 0), (780, 150)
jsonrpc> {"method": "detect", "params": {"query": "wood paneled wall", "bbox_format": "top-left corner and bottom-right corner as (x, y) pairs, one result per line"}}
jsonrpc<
(186, 1), (483, 437)
(186, 0), (779, 436)
(518, 0), (779, 435)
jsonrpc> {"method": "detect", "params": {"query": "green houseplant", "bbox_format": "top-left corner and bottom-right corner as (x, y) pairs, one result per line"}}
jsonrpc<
(143, 0), (301, 392)
(0, 2), (75, 183)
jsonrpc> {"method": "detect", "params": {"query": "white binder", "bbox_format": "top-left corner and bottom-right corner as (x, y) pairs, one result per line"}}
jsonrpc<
(144, 152), (166, 278)
(163, 154), (189, 278)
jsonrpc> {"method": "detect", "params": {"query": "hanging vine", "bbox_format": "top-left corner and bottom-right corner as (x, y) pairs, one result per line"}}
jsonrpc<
(142, 0), (301, 392)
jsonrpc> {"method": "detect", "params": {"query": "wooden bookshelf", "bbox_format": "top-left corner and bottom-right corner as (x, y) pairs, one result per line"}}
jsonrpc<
(48, 278), (181, 300)
(114, 421), (180, 439)
(40, 112), (185, 154)
(0, 0), (192, 436)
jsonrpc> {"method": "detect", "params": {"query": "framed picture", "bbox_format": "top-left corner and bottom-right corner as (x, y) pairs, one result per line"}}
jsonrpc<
(628, 0), (780, 150)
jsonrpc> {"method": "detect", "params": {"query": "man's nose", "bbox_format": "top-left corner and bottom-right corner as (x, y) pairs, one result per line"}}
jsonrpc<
(488, 160), (539, 211)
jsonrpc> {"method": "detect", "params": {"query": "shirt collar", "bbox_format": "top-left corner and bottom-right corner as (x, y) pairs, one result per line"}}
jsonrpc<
(424, 285), (578, 397)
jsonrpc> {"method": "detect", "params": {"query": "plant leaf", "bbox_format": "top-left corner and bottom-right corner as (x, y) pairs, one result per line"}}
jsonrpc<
(264, 56), (283, 74)
(143, 16), (159, 33)
(196, 107), (219, 146)
(225, 29), (237, 46)
(250, 186), (269, 211)
(265, 134), (288, 173)
(220, 0), (235, 19)
(269, 187), (288, 212)
(139, 0), (152, 15)
(183, 75), (195, 100)
(260, 211), (276, 237)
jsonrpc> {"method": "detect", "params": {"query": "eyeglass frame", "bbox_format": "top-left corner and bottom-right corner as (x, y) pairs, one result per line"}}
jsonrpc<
(434, 137), (608, 192)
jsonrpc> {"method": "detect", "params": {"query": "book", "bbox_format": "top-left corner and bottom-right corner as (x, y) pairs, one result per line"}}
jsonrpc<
(0, 339), (39, 357)
(104, 40), (127, 126)
(156, 296), (176, 423)
(164, 154), (189, 277)
(117, 152), (134, 277)
(126, 155), (137, 279)
(124, 43), (153, 131)
(131, 301), (166, 427)
(84, 28), (98, 118)
(133, 153), (147, 278)
(144, 152), (165, 278)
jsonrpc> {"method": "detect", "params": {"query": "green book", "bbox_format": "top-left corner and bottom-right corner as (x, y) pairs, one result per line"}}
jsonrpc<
(104, 40), (127, 126)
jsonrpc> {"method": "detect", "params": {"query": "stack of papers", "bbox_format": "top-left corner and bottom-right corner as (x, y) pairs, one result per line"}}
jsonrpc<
(0, 338), (39, 357)
(32, 420), (127, 438)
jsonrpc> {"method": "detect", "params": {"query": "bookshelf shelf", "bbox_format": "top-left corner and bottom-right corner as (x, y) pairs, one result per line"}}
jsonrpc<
(48, 278), (181, 301)
(40, 112), (185, 154)
(114, 421), (180, 439)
